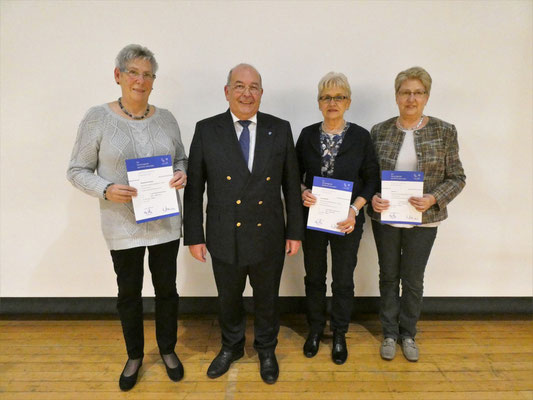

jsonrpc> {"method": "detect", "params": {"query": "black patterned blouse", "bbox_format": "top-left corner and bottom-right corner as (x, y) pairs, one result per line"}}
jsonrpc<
(320, 122), (350, 177)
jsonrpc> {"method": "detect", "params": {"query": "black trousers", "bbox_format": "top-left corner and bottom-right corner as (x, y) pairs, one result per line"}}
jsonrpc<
(371, 221), (437, 340)
(211, 250), (285, 354)
(302, 225), (364, 334)
(110, 239), (180, 359)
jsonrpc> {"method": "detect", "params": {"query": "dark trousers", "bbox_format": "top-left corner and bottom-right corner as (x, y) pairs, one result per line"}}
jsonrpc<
(110, 239), (180, 359)
(302, 225), (364, 334)
(371, 221), (437, 340)
(211, 250), (285, 354)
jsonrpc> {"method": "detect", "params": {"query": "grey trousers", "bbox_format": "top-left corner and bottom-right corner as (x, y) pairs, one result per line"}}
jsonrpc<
(371, 221), (437, 340)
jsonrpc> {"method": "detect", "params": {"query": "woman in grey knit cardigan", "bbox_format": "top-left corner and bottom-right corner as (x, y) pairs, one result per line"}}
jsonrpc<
(67, 44), (188, 391)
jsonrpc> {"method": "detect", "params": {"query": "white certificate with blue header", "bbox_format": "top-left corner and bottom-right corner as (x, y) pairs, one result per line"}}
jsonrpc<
(307, 177), (354, 235)
(381, 170), (424, 225)
(126, 155), (179, 224)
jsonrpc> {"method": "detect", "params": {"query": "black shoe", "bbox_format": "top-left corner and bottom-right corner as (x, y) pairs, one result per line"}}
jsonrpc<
(332, 331), (347, 365)
(161, 352), (184, 382)
(119, 358), (142, 391)
(207, 348), (244, 379)
(258, 351), (279, 384)
(303, 332), (321, 358)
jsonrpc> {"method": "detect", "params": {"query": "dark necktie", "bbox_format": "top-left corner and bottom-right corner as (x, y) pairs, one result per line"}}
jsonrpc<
(238, 120), (251, 165)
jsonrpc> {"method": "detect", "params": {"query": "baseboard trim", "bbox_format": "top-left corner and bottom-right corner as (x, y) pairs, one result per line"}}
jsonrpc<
(1, 296), (531, 315)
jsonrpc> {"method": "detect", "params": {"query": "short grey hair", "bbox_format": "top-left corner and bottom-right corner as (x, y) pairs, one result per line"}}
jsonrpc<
(226, 63), (262, 87)
(115, 44), (158, 74)
(395, 66), (432, 95)
(317, 72), (351, 100)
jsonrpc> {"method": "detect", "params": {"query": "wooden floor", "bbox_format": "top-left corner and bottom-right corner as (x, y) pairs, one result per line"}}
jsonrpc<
(0, 314), (532, 400)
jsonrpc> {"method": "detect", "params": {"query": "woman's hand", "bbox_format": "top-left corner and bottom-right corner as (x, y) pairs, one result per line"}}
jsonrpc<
(302, 188), (317, 207)
(170, 170), (187, 190)
(105, 184), (137, 203)
(372, 193), (390, 213)
(409, 194), (436, 212)
(337, 208), (356, 234)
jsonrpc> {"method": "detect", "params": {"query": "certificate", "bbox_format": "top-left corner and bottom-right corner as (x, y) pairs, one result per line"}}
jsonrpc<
(126, 155), (180, 224)
(381, 170), (424, 225)
(307, 177), (353, 235)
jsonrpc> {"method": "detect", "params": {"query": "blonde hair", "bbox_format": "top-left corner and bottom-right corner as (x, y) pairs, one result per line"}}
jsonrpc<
(394, 66), (432, 95)
(317, 72), (351, 100)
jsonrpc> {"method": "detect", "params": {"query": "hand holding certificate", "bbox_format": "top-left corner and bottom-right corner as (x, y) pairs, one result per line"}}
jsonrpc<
(380, 170), (424, 225)
(306, 177), (353, 235)
(126, 155), (180, 224)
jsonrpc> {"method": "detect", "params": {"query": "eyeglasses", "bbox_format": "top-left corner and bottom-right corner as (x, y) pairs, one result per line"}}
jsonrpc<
(397, 90), (426, 99)
(231, 84), (262, 95)
(123, 69), (156, 81)
(319, 95), (349, 103)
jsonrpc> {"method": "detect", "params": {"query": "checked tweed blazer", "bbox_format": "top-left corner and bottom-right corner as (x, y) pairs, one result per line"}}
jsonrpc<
(367, 116), (466, 224)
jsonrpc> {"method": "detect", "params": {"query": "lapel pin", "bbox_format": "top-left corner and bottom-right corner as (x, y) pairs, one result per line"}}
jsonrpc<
(268, 131), (272, 136)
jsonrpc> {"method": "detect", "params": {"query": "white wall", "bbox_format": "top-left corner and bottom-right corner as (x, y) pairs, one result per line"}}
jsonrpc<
(1, 0), (531, 298)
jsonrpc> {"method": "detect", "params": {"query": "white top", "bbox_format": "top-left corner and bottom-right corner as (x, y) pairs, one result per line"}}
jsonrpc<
(392, 128), (440, 229)
(396, 129), (417, 171)
(231, 111), (257, 172)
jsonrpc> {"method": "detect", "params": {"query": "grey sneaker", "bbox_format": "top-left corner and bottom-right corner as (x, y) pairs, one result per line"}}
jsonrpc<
(380, 338), (397, 360)
(401, 338), (419, 362)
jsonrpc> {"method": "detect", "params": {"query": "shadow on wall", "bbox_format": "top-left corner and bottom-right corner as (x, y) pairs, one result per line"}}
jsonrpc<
(29, 191), (380, 299)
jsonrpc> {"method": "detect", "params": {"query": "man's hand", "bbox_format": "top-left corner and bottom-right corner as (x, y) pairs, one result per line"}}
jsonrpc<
(189, 244), (207, 262)
(285, 240), (301, 256)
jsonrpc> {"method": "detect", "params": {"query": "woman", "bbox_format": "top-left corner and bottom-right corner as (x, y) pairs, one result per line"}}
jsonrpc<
(369, 66), (466, 362)
(296, 72), (379, 364)
(67, 44), (187, 390)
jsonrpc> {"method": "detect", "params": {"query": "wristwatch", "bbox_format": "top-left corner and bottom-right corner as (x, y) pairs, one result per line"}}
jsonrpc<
(350, 204), (359, 216)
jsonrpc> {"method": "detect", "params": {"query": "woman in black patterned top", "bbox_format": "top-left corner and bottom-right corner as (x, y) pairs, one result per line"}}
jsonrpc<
(295, 72), (379, 364)
(368, 66), (466, 362)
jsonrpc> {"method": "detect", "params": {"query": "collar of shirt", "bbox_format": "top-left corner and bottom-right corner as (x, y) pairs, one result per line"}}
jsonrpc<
(230, 112), (257, 129)
(230, 112), (257, 171)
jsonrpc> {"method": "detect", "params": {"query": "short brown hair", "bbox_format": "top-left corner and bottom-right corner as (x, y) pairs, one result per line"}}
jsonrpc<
(395, 66), (432, 95)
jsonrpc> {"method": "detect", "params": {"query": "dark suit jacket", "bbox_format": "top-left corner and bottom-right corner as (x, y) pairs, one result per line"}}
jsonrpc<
(295, 122), (380, 227)
(184, 110), (304, 265)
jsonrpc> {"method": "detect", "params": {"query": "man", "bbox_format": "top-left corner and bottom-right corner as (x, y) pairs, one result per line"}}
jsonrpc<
(184, 64), (303, 384)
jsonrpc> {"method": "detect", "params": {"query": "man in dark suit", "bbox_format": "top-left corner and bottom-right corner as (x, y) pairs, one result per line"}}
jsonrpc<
(183, 63), (304, 384)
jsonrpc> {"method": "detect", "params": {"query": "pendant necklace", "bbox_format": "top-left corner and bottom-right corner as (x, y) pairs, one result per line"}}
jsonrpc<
(397, 115), (425, 131)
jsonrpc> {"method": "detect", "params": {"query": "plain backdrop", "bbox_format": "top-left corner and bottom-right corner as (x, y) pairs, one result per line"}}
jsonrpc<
(1, 0), (531, 298)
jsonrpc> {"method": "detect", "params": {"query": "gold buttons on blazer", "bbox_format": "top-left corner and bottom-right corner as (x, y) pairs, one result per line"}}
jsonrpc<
(226, 176), (232, 180)
(236, 200), (241, 204)
(258, 201), (263, 205)
(257, 223), (262, 227)
(266, 177), (271, 181)
(236, 222), (241, 227)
